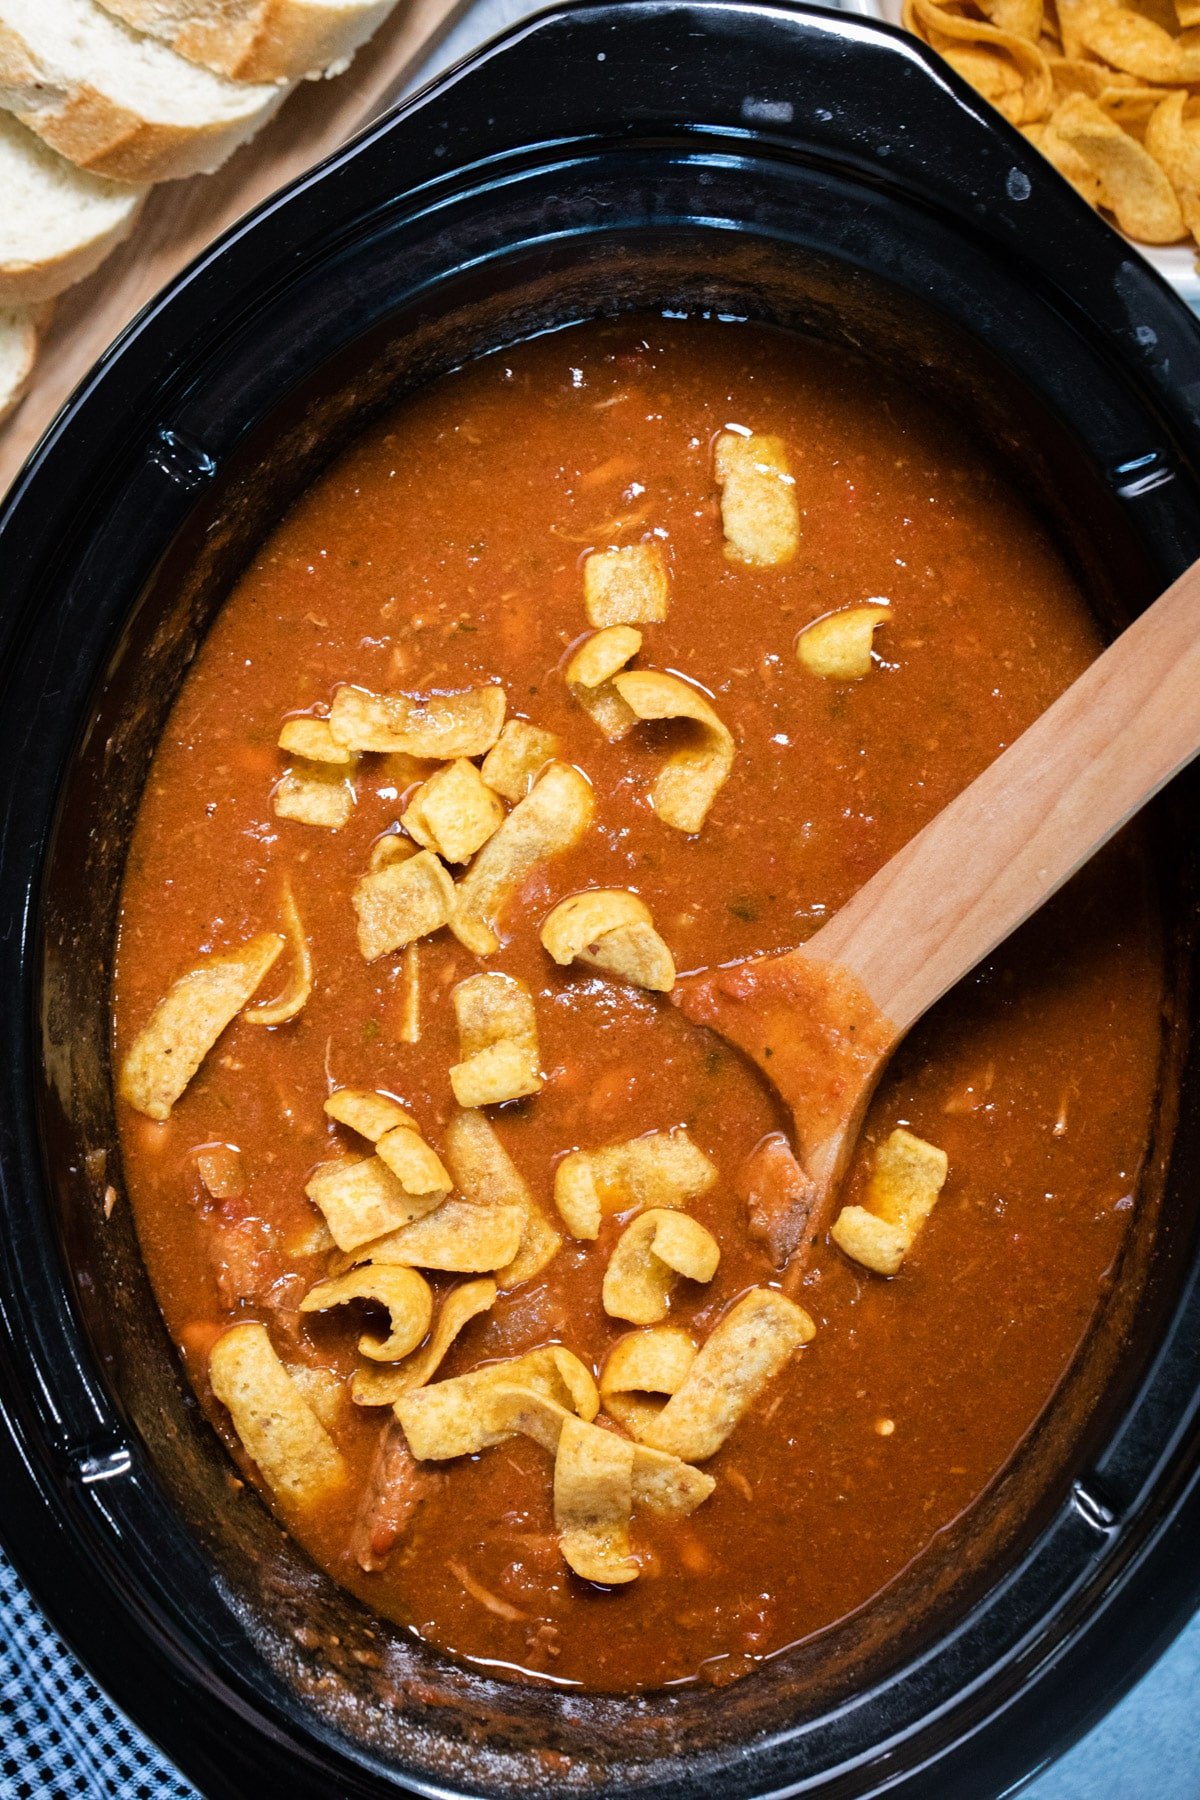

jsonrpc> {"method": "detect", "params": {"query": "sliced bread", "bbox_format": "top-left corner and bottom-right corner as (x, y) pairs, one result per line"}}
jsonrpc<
(0, 0), (287, 183)
(0, 113), (145, 304)
(96, 0), (397, 82)
(0, 301), (47, 425)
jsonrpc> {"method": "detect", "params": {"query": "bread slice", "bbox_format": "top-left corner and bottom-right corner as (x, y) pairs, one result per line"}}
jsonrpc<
(96, 0), (396, 82)
(0, 0), (287, 183)
(0, 301), (48, 425)
(0, 113), (145, 304)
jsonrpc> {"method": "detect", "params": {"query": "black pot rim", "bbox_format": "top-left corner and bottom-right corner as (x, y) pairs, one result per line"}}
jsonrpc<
(1, 5), (1200, 1798)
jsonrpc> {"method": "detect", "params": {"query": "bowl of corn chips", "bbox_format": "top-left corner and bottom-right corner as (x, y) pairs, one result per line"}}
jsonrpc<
(864, 0), (1200, 303)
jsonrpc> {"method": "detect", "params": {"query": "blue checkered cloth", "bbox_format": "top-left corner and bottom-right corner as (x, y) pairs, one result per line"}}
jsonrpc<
(0, 1546), (196, 1800)
(2, 1532), (1198, 1797)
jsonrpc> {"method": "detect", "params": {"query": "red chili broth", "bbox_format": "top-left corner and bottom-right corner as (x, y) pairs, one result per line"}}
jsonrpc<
(112, 315), (1163, 1692)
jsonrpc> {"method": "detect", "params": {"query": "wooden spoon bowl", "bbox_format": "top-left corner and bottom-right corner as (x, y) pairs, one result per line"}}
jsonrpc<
(675, 552), (1200, 1258)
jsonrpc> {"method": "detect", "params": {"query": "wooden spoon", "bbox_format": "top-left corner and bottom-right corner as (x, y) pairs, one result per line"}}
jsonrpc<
(675, 557), (1200, 1250)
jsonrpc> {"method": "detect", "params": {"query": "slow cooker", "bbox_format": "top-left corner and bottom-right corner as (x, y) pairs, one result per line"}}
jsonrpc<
(1, 3), (1199, 1794)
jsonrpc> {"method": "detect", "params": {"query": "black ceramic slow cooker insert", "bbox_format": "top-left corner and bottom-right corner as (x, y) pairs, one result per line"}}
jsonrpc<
(1, 4), (1199, 1796)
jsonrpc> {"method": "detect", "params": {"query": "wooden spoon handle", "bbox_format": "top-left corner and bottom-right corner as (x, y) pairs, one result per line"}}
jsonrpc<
(804, 555), (1200, 1033)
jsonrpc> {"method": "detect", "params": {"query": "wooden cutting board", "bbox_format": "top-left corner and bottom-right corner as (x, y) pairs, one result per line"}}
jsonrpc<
(0, 0), (469, 498)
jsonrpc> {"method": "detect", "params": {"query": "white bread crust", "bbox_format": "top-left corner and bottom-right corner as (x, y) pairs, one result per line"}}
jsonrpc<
(0, 300), (49, 424)
(0, 4), (286, 182)
(0, 119), (144, 302)
(97, 0), (396, 81)
(0, 199), (140, 301)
